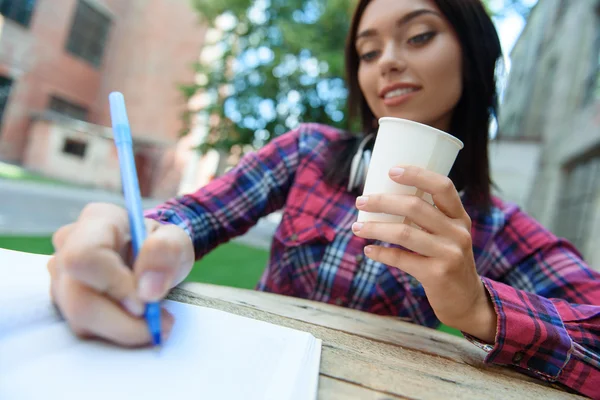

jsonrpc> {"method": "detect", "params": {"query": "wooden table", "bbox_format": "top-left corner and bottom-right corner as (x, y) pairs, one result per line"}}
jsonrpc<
(170, 283), (581, 400)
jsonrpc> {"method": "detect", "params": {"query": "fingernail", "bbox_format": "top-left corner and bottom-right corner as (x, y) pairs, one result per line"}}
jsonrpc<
(138, 271), (167, 301)
(364, 246), (373, 255)
(352, 222), (363, 232)
(356, 196), (368, 207)
(390, 167), (405, 177)
(122, 296), (144, 317)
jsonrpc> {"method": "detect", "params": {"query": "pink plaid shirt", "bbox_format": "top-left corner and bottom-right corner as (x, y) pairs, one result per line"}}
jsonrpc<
(147, 123), (600, 398)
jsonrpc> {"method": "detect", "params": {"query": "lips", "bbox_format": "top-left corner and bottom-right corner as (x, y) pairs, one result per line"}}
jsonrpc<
(379, 83), (421, 107)
(383, 87), (419, 99)
(379, 83), (421, 99)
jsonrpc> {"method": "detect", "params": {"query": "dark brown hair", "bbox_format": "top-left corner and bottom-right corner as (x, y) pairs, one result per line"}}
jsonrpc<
(325, 0), (502, 211)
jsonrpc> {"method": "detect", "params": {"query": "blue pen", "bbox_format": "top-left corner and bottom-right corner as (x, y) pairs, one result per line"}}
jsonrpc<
(109, 92), (162, 348)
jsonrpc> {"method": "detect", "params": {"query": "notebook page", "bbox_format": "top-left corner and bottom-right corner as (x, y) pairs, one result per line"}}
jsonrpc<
(0, 301), (317, 400)
(0, 249), (58, 338)
(293, 339), (323, 400)
(0, 249), (321, 400)
(0, 249), (320, 400)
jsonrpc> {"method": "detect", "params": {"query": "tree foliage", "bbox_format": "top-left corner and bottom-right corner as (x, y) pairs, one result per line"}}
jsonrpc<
(181, 0), (534, 153)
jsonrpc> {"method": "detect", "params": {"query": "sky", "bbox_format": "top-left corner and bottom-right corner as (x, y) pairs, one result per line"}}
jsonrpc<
(493, 0), (539, 60)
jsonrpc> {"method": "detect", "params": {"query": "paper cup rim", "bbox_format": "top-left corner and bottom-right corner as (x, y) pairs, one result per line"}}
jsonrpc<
(378, 117), (464, 150)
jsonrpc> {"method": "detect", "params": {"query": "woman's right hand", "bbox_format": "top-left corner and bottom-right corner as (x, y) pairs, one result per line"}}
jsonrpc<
(47, 202), (195, 346)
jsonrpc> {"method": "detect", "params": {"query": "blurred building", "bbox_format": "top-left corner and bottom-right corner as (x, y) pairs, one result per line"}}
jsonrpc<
(498, 0), (600, 268)
(0, 0), (206, 197)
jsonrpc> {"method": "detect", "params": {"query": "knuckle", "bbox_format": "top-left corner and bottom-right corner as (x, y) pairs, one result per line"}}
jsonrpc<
(392, 249), (406, 266)
(464, 214), (473, 230)
(441, 177), (455, 193)
(52, 224), (73, 250)
(456, 229), (472, 250)
(395, 224), (412, 243)
(406, 196), (424, 214)
(410, 166), (422, 179)
(368, 194), (382, 209)
(80, 202), (106, 218)
(445, 245), (464, 264)
(80, 202), (126, 222)
(432, 266), (449, 281)
(60, 247), (89, 275)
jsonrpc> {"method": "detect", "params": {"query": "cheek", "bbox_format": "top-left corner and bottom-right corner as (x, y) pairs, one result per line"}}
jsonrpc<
(358, 65), (379, 108)
(444, 62), (463, 106)
(424, 43), (463, 108)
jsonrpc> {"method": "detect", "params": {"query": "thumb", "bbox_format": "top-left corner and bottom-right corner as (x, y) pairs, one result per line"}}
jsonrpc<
(134, 222), (194, 302)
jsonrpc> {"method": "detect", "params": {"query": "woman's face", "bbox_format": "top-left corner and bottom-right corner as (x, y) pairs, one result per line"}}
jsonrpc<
(356, 0), (463, 132)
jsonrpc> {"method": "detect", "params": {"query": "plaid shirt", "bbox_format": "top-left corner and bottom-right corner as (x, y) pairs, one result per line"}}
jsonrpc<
(146, 123), (600, 398)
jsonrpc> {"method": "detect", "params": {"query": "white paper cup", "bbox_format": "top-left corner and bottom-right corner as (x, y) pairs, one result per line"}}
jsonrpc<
(357, 117), (464, 223)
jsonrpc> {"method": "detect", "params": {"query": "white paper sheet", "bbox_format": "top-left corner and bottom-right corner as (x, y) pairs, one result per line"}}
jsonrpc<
(0, 248), (322, 400)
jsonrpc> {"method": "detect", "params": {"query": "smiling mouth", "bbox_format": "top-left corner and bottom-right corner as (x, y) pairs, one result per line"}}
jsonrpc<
(383, 87), (420, 99)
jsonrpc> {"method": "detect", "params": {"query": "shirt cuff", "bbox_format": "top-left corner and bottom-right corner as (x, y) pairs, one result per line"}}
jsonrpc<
(464, 277), (574, 381)
(144, 207), (193, 238)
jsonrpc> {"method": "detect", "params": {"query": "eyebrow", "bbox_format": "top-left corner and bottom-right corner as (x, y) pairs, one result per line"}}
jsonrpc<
(356, 9), (441, 41)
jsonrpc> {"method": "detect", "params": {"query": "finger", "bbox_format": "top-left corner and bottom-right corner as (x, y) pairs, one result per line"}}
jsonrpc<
(57, 246), (144, 316)
(352, 221), (443, 257)
(58, 275), (175, 347)
(356, 194), (452, 234)
(364, 245), (426, 280)
(47, 256), (59, 302)
(47, 255), (58, 279)
(134, 223), (194, 302)
(389, 166), (465, 219)
(57, 220), (144, 315)
(52, 223), (75, 251)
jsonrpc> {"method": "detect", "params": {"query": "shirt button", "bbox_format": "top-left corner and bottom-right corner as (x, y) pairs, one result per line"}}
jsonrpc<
(355, 254), (364, 263)
(334, 297), (344, 306)
(290, 233), (299, 241)
(512, 351), (524, 364)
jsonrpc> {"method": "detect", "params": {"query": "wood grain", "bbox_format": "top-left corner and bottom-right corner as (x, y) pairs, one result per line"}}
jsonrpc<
(168, 283), (582, 399)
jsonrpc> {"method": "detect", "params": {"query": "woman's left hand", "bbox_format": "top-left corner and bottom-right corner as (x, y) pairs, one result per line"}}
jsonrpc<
(352, 165), (497, 343)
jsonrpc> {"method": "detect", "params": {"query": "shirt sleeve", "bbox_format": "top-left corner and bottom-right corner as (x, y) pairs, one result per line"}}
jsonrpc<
(468, 204), (600, 398)
(144, 126), (304, 258)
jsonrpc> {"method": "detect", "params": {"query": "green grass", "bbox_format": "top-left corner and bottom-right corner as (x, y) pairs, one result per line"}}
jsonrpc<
(184, 241), (269, 289)
(0, 235), (268, 290)
(0, 161), (79, 187)
(0, 235), (56, 255)
(0, 235), (461, 336)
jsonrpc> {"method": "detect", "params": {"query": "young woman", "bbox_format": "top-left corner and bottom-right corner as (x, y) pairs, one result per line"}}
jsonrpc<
(48, 0), (599, 397)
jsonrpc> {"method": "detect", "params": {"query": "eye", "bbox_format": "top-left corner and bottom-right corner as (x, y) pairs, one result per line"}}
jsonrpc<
(359, 50), (379, 62)
(407, 31), (436, 46)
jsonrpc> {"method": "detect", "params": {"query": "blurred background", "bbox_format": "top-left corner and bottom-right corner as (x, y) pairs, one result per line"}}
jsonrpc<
(0, 0), (598, 292)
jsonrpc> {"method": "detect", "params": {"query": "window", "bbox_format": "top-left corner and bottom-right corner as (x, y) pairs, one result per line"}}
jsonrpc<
(48, 96), (89, 121)
(62, 138), (88, 158)
(585, 7), (600, 104)
(65, 1), (111, 67)
(0, 76), (13, 132)
(555, 153), (600, 251)
(0, 0), (36, 27)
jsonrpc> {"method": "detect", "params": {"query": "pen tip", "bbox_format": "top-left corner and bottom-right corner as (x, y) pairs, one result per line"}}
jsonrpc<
(152, 332), (162, 347)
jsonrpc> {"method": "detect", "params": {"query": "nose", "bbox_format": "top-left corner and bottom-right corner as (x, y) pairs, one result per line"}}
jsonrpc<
(378, 41), (406, 77)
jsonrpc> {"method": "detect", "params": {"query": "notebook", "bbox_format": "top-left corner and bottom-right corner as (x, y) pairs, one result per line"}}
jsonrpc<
(0, 248), (322, 400)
